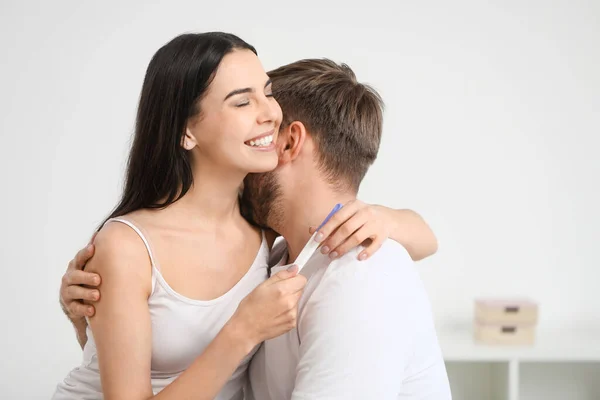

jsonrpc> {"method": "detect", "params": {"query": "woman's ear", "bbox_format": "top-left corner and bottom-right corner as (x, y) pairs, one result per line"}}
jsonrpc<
(181, 127), (198, 151)
(279, 121), (307, 164)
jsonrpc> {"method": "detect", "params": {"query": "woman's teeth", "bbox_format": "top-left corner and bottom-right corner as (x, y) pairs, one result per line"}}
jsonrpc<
(247, 135), (273, 147)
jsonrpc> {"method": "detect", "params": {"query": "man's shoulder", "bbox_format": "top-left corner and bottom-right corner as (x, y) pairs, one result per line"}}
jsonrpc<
(310, 240), (414, 294)
(335, 239), (414, 276)
(303, 239), (431, 316)
(361, 239), (413, 265)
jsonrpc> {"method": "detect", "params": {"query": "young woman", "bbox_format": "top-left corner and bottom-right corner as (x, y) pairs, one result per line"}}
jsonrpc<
(53, 32), (437, 400)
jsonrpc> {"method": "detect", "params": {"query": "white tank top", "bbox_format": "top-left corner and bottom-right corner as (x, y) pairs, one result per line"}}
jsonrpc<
(52, 217), (269, 400)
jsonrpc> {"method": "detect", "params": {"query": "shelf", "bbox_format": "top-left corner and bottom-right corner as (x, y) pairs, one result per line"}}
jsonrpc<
(438, 325), (600, 362)
(440, 325), (600, 400)
(520, 362), (600, 400)
(445, 361), (509, 400)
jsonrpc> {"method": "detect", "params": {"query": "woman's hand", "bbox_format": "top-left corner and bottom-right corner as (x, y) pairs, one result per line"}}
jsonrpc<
(228, 266), (307, 347)
(311, 200), (391, 261)
(311, 200), (438, 262)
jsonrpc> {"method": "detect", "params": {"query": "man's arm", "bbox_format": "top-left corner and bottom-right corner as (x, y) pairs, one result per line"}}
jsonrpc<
(70, 314), (89, 349)
(292, 243), (435, 399)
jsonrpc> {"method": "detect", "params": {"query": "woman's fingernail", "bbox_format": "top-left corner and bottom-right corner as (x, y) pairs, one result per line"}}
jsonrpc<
(92, 276), (100, 285)
(287, 265), (298, 273)
(91, 291), (99, 300)
(314, 232), (324, 242)
(320, 246), (330, 254)
(329, 251), (339, 259)
(359, 253), (368, 261)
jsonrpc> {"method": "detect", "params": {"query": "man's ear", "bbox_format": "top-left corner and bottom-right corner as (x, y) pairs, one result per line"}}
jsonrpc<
(279, 121), (307, 164)
(181, 127), (199, 151)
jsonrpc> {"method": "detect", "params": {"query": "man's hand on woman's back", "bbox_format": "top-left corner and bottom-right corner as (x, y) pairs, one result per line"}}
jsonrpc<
(60, 238), (102, 321)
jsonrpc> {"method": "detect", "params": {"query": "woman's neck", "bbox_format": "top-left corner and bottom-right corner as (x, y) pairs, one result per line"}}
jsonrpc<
(164, 165), (246, 230)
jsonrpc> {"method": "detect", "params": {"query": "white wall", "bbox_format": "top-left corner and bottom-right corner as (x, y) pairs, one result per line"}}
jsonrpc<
(1, 0), (598, 398)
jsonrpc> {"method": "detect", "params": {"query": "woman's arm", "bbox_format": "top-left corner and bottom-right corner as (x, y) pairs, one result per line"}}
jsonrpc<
(86, 223), (161, 399)
(87, 222), (306, 400)
(314, 200), (438, 261)
(377, 207), (438, 261)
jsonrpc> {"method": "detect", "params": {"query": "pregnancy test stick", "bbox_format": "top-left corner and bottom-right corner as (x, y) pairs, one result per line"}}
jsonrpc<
(293, 203), (343, 272)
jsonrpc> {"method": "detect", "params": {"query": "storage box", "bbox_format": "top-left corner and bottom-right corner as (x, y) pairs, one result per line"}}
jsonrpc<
(475, 322), (536, 345)
(475, 298), (539, 325)
(474, 298), (539, 345)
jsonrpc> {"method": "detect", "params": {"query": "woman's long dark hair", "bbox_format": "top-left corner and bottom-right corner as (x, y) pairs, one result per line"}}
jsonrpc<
(99, 32), (256, 229)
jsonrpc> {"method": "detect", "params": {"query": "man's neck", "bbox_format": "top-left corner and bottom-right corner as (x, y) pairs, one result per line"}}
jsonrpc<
(277, 183), (355, 263)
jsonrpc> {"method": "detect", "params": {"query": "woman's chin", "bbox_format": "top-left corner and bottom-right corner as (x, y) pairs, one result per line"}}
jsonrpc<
(245, 154), (278, 174)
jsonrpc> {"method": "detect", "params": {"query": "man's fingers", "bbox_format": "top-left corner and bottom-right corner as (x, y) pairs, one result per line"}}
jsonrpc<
(73, 244), (95, 270)
(67, 269), (101, 287)
(66, 285), (100, 302)
(69, 302), (95, 319)
(89, 232), (98, 244)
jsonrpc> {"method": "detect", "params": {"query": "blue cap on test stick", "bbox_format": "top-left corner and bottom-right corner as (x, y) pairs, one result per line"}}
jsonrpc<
(317, 203), (343, 231)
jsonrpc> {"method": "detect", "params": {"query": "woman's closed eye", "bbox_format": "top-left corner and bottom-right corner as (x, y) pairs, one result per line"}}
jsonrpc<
(236, 93), (274, 107)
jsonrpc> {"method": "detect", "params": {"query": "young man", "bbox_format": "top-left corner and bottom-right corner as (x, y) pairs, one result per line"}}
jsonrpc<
(241, 59), (451, 399)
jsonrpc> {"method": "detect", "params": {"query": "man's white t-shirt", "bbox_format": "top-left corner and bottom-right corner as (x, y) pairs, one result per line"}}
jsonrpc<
(246, 238), (452, 399)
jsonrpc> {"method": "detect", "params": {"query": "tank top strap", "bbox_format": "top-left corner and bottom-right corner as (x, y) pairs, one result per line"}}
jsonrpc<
(105, 217), (158, 267)
(104, 217), (160, 294)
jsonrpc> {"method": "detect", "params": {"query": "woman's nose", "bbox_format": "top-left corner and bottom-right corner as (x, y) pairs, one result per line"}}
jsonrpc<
(258, 96), (281, 125)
